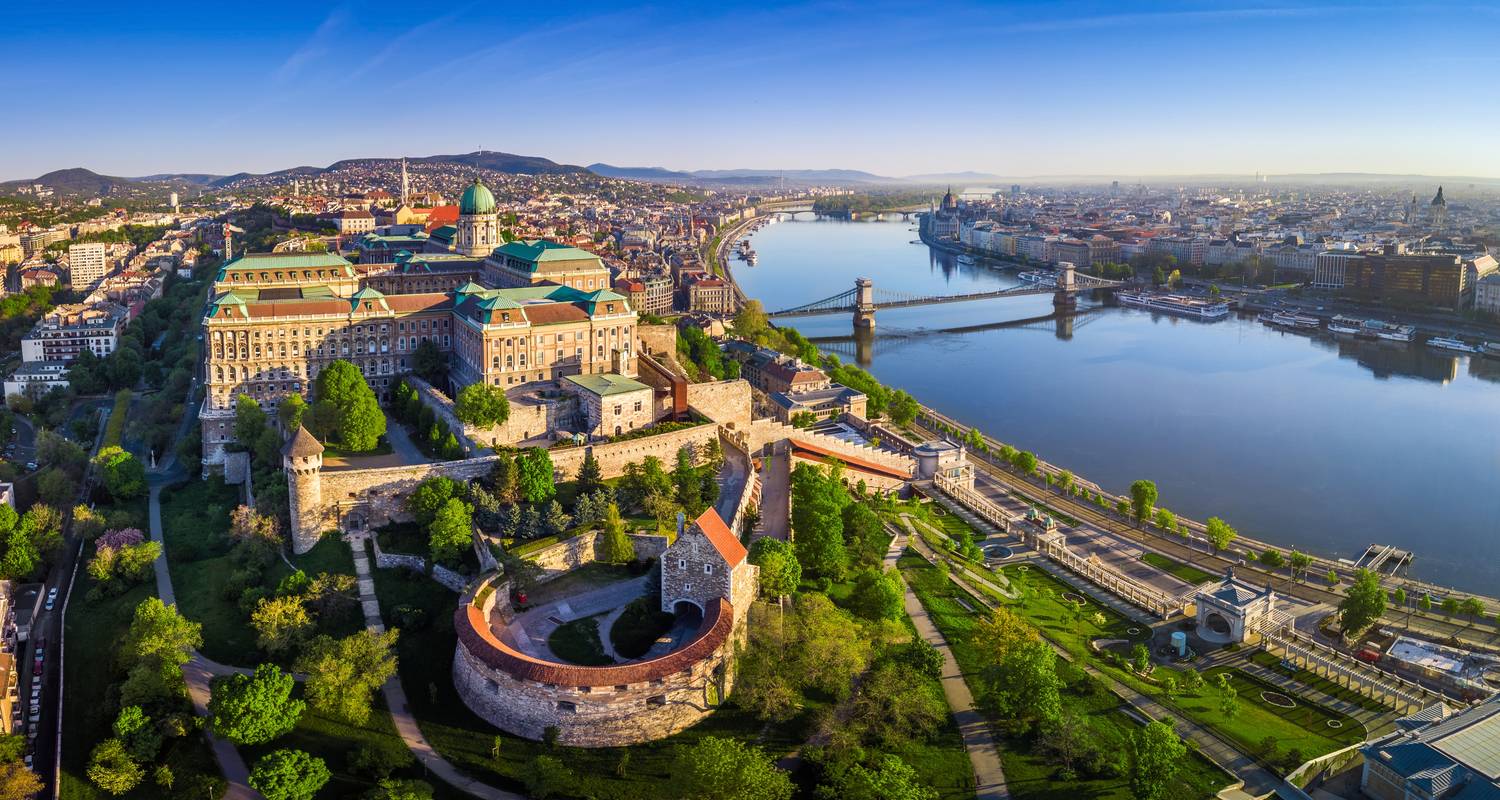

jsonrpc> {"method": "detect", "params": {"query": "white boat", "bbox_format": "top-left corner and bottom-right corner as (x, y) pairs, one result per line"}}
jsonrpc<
(1328, 315), (1364, 335)
(957, 255), (975, 266)
(1480, 342), (1500, 358)
(1117, 291), (1231, 320)
(1272, 309), (1320, 327)
(1361, 319), (1416, 342)
(1426, 336), (1479, 354)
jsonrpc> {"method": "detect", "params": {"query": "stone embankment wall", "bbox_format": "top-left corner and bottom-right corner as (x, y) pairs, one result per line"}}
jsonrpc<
(524, 531), (670, 581)
(685, 379), (751, 429)
(368, 536), (471, 592)
(452, 574), (738, 746)
(306, 423), (724, 539)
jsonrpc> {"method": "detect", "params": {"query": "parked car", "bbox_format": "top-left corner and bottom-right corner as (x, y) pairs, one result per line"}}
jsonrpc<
(44, 588), (56, 611)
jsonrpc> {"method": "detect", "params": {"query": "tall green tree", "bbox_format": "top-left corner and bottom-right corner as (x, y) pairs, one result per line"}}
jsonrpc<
(93, 446), (146, 500)
(454, 383), (510, 428)
(790, 463), (848, 580)
(850, 568), (904, 621)
(406, 476), (459, 526)
(490, 454), (519, 505)
(672, 736), (794, 800)
(311, 360), (386, 452)
(516, 447), (556, 503)
(1128, 480), (1157, 524)
(235, 394), (269, 445)
(1205, 516), (1237, 554)
(428, 498), (474, 565)
(1339, 568), (1386, 634)
(576, 450), (604, 496)
(673, 446), (704, 516)
(296, 630), (398, 725)
(209, 664), (304, 745)
(748, 537), (801, 600)
(817, 754), (936, 800)
(1130, 721), (1186, 800)
(86, 738), (143, 795)
(599, 503), (634, 565)
(249, 749), (330, 800)
(277, 393), (309, 433)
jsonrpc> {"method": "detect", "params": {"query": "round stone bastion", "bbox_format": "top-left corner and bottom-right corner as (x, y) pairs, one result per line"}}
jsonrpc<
(453, 573), (738, 747)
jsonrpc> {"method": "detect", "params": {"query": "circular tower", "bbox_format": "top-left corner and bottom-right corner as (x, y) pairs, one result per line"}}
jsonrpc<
(456, 178), (499, 257)
(282, 425), (325, 554)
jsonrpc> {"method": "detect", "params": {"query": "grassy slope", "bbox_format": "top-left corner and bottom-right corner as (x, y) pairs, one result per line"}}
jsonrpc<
(59, 573), (224, 800)
(159, 479), (357, 665)
(900, 552), (1231, 800)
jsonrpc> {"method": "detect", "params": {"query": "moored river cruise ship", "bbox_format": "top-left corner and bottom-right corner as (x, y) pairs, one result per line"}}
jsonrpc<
(1117, 291), (1231, 320)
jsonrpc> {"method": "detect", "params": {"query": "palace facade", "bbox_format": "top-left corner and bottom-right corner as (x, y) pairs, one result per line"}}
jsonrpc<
(199, 180), (636, 467)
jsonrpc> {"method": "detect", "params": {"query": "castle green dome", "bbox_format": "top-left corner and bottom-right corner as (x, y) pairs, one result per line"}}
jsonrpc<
(459, 178), (496, 216)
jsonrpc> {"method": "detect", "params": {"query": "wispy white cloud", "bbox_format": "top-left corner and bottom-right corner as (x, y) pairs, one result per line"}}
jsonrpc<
(274, 4), (352, 82)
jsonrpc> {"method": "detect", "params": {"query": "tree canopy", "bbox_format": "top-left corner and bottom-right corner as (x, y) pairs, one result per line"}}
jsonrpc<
(93, 446), (147, 500)
(296, 630), (398, 725)
(1339, 568), (1386, 634)
(453, 383), (510, 428)
(672, 736), (794, 800)
(311, 360), (386, 451)
(209, 664), (304, 745)
(249, 749), (330, 800)
(516, 447), (556, 503)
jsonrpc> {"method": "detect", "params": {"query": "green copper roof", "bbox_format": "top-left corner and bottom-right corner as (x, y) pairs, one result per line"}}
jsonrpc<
(493, 239), (600, 266)
(219, 252), (352, 271)
(454, 281), (486, 295)
(564, 373), (651, 397)
(459, 178), (496, 216)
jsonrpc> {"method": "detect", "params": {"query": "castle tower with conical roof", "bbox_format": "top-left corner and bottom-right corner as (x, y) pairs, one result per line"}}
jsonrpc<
(283, 424), (325, 554)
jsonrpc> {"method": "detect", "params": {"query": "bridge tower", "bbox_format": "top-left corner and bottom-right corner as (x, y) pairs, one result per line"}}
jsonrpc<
(1053, 261), (1078, 310)
(854, 277), (877, 329)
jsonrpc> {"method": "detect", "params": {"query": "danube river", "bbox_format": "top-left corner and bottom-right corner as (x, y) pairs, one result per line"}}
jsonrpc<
(735, 215), (1500, 594)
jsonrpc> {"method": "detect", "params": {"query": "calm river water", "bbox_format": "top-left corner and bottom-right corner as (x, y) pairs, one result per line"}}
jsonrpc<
(735, 215), (1500, 594)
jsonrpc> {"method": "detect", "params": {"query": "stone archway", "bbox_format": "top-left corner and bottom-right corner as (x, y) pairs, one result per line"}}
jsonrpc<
(1205, 612), (1231, 636)
(672, 599), (704, 624)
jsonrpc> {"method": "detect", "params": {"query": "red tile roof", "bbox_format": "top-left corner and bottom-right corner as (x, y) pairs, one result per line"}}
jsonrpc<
(789, 438), (911, 481)
(456, 597), (732, 686)
(694, 508), (746, 568)
(522, 304), (589, 325)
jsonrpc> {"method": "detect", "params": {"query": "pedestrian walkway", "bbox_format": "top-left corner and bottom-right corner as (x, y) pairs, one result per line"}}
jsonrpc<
(147, 484), (261, 799)
(885, 529), (1010, 800)
(912, 538), (1276, 800)
(344, 532), (525, 800)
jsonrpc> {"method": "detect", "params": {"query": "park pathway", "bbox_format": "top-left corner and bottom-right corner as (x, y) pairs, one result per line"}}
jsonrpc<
(905, 531), (1278, 800)
(345, 533), (525, 800)
(146, 484), (261, 800)
(884, 528), (1011, 800)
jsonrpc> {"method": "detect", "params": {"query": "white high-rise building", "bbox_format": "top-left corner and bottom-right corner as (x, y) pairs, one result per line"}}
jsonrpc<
(68, 242), (108, 290)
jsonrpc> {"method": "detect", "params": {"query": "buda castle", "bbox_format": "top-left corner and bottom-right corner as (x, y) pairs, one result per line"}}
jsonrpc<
(199, 178), (639, 467)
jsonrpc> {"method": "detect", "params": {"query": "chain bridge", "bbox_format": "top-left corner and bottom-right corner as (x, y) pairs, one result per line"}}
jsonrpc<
(766, 264), (1124, 328)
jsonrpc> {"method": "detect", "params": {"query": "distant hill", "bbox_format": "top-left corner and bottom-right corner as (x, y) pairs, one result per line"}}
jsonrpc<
(405, 151), (588, 175)
(130, 173), (226, 185)
(587, 164), (897, 186)
(0, 167), (143, 197)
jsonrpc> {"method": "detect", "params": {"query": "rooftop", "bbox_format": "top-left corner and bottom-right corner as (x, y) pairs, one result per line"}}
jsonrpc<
(564, 373), (652, 397)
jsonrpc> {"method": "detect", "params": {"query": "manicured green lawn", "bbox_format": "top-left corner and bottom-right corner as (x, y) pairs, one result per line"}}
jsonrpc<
(159, 479), (356, 665)
(241, 690), (463, 800)
(60, 572), (225, 800)
(1141, 552), (1218, 584)
(899, 552), (1231, 799)
(993, 559), (1365, 769)
(1248, 650), (1390, 714)
(369, 563), (816, 800)
(609, 597), (674, 658)
(549, 614), (612, 666)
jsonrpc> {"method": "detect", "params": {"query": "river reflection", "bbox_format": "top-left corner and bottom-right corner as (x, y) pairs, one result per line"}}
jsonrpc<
(736, 215), (1500, 593)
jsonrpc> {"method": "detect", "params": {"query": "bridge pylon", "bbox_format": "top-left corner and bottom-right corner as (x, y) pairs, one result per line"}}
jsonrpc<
(1053, 261), (1078, 310)
(854, 277), (877, 329)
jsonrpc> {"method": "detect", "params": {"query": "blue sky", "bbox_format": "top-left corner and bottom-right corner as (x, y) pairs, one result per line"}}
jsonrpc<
(3, 1), (1498, 180)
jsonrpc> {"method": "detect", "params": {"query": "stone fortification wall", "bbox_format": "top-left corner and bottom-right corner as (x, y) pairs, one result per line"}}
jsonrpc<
(525, 531), (671, 581)
(453, 575), (738, 746)
(368, 536), (475, 592)
(748, 418), (914, 474)
(300, 423), (723, 542)
(685, 379), (751, 429)
(635, 324), (677, 358)
(403, 375), (578, 449)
